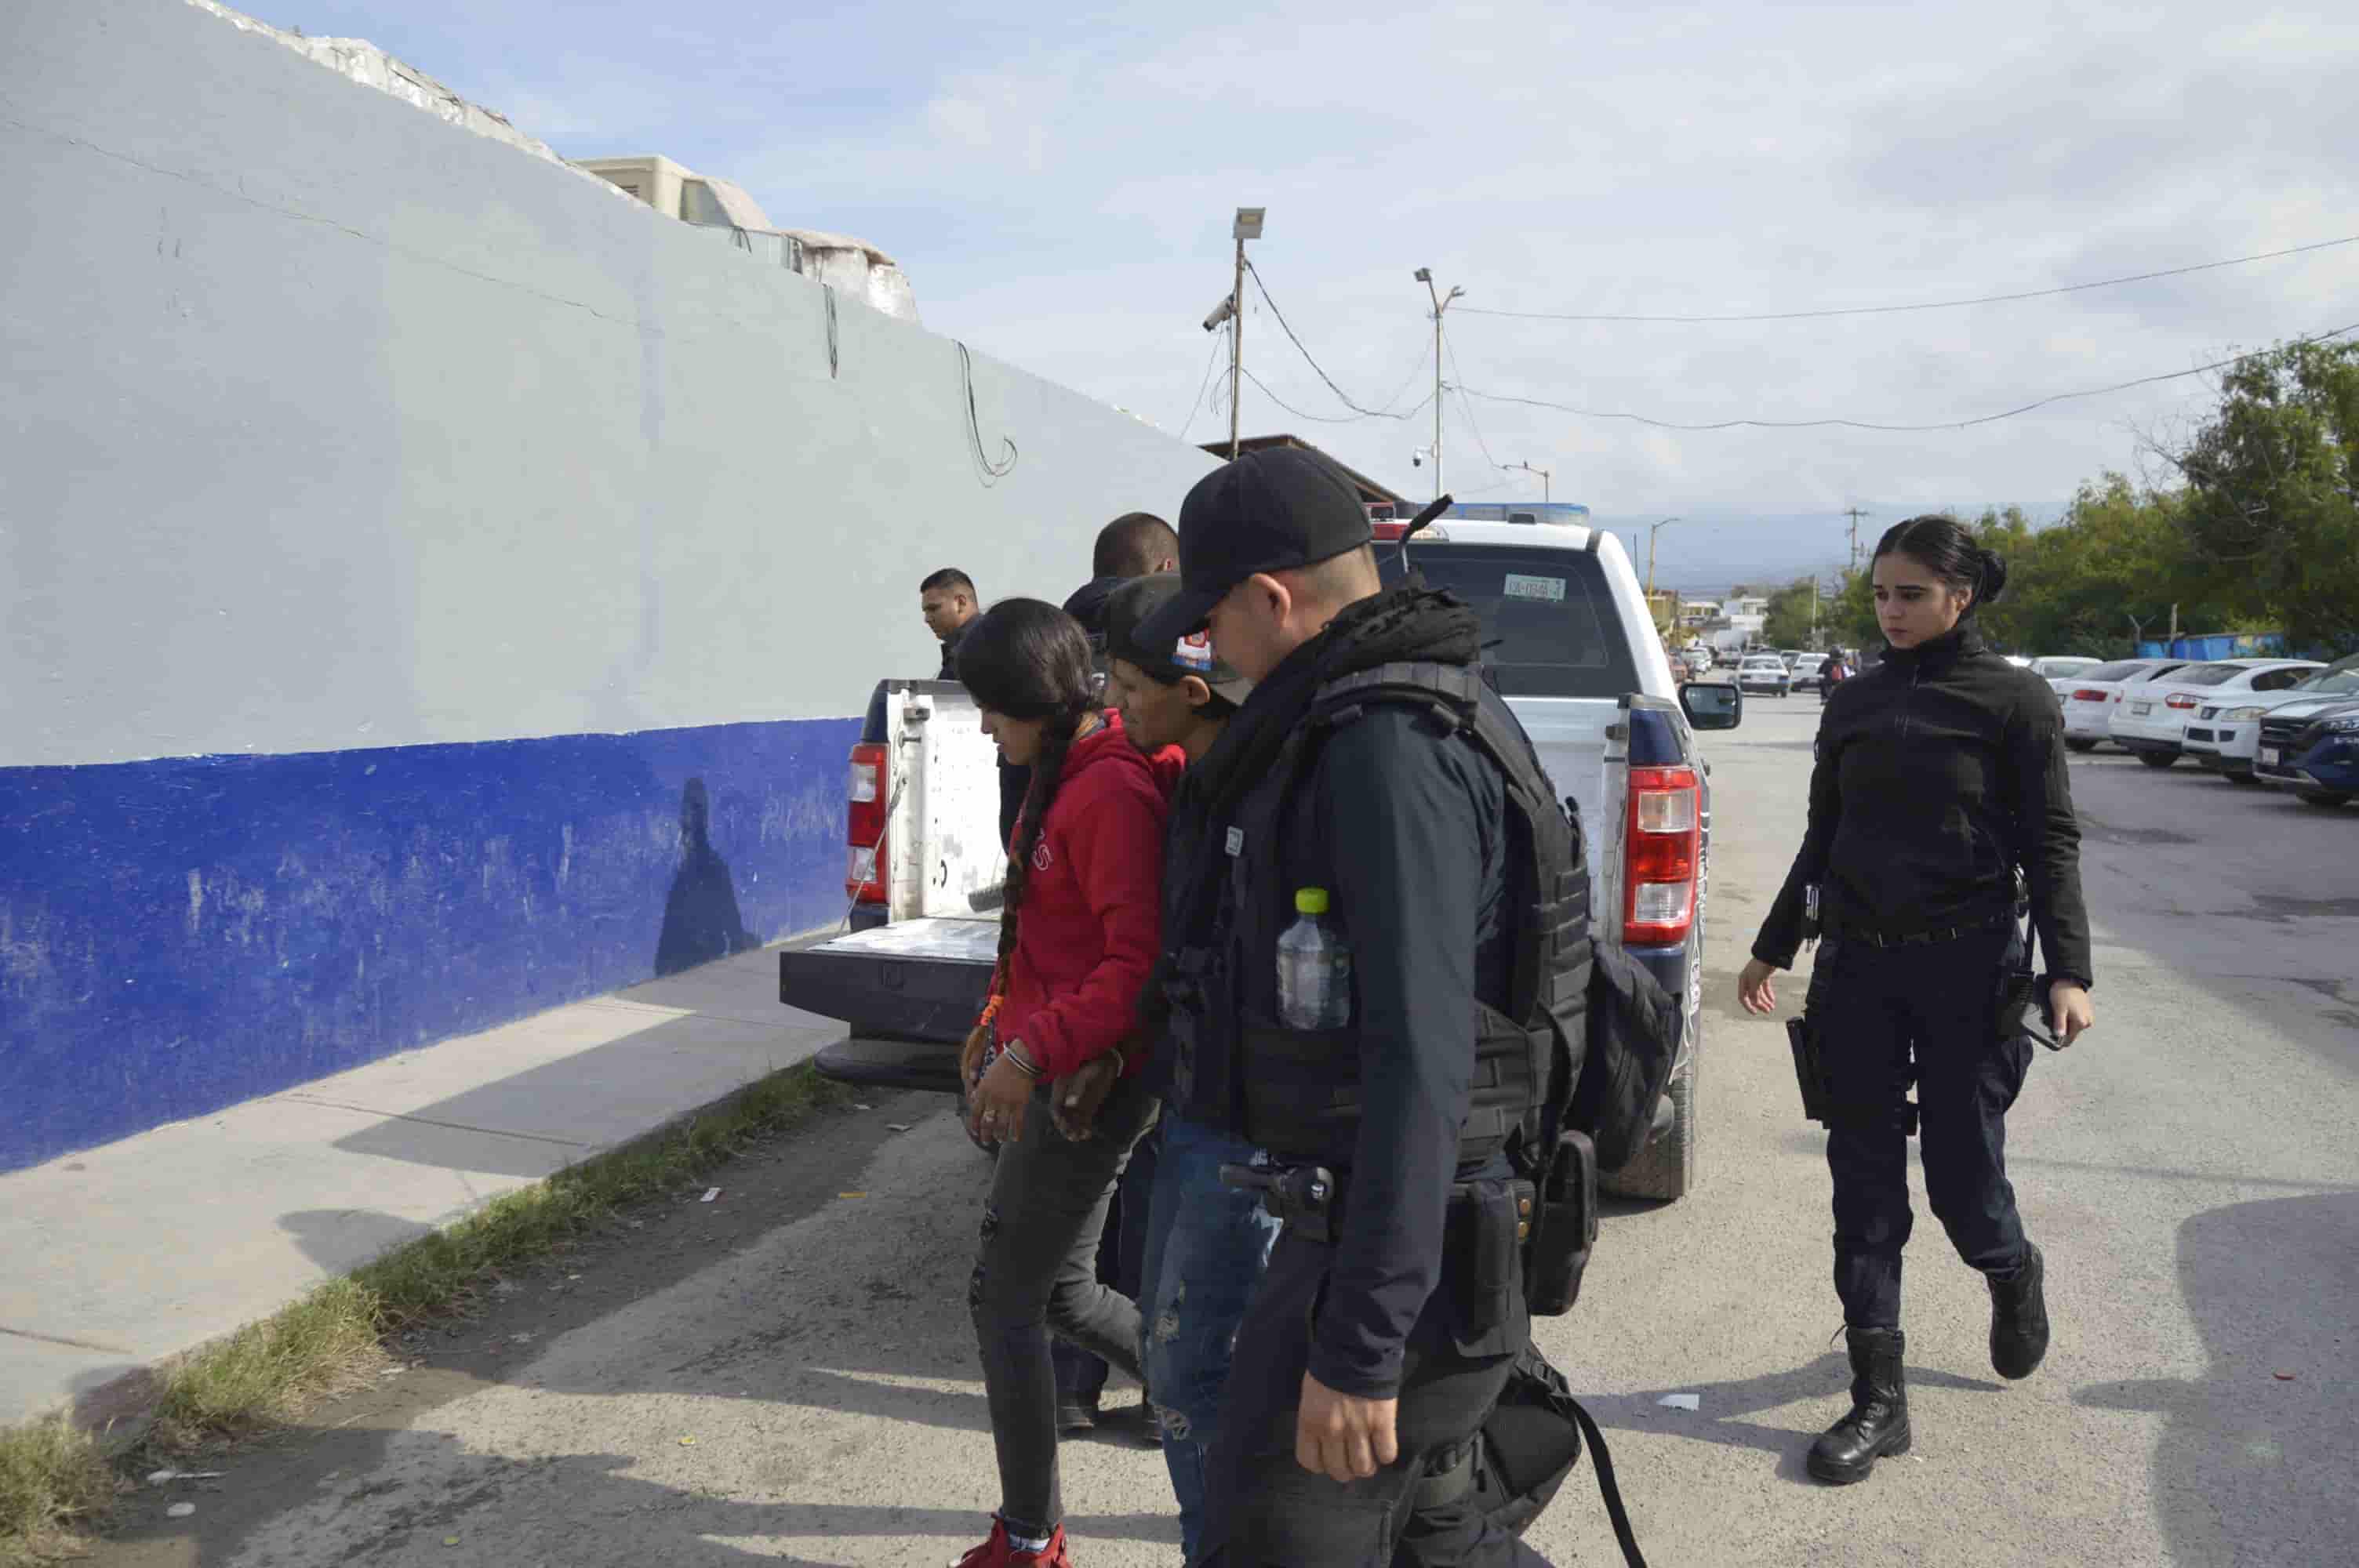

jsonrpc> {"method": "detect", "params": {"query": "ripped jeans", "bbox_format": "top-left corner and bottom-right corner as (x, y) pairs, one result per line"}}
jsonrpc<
(969, 1068), (1155, 1538)
(1137, 1112), (1283, 1563)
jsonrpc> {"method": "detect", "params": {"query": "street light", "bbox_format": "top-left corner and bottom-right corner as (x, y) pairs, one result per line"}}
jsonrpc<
(1507, 461), (1551, 504)
(1415, 268), (1465, 499)
(1645, 515), (1681, 605)
(1224, 207), (1266, 459)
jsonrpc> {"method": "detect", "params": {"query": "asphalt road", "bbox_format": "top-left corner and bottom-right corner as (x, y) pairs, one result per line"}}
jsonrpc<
(92, 699), (2358, 1568)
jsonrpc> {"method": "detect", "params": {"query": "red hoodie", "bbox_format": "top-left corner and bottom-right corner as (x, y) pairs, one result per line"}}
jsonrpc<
(994, 713), (1184, 1081)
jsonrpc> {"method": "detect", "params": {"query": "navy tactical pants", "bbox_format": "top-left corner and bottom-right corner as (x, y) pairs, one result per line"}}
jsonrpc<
(1809, 929), (2037, 1327)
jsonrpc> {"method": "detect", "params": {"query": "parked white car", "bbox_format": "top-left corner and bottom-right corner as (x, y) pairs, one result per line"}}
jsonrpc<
(2184, 655), (2359, 783)
(1790, 652), (1831, 691)
(1737, 654), (1793, 696)
(2059, 659), (2197, 750)
(2026, 655), (2104, 692)
(2108, 659), (2326, 768)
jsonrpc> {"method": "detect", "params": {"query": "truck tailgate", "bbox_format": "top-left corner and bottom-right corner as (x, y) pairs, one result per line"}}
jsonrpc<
(780, 916), (997, 1091)
(780, 916), (998, 1040)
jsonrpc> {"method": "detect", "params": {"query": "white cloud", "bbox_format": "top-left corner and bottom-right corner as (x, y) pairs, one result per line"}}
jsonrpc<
(449, 0), (2359, 581)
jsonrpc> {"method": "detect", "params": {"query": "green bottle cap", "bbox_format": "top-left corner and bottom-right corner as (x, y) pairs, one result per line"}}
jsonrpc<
(1295, 887), (1330, 916)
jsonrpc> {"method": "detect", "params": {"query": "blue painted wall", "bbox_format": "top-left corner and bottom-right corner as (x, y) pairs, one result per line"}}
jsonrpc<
(0, 717), (856, 1173)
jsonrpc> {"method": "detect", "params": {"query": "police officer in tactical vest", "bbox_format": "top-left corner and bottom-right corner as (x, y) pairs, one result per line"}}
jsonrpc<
(1133, 448), (1580, 1567)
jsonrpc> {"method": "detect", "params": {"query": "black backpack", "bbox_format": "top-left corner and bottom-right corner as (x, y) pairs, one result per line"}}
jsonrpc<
(1472, 1343), (1648, 1566)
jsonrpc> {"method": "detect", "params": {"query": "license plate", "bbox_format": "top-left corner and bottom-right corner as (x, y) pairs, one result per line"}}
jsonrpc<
(2261, 747), (2281, 766)
(2132, 702), (2152, 715)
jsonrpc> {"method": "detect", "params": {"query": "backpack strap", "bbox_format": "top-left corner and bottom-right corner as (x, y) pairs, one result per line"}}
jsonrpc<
(1566, 1395), (1648, 1567)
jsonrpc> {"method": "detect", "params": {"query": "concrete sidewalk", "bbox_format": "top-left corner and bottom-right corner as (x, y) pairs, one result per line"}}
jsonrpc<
(0, 942), (846, 1427)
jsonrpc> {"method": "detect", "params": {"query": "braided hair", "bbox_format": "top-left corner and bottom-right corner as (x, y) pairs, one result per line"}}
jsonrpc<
(953, 598), (1099, 985)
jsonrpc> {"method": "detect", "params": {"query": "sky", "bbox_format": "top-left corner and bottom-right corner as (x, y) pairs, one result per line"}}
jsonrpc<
(269, 0), (2357, 591)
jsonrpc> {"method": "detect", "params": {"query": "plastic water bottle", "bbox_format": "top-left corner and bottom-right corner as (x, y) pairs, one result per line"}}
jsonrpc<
(1278, 887), (1352, 1029)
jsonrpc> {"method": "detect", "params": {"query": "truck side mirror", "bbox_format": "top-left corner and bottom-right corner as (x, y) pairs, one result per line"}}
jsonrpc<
(1681, 681), (1743, 731)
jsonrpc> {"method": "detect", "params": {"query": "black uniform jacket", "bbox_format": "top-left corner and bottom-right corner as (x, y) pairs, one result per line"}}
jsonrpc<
(1754, 625), (2094, 989)
(1290, 703), (1511, 1399)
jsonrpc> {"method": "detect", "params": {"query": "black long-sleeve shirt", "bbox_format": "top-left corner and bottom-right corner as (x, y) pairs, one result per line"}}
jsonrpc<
(1754, 626), (2094, 988)
(1301, 706), (1510, 1397)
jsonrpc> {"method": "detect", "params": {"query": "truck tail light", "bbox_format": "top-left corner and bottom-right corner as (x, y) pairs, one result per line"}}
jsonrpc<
(2070, 688), (2107, 702)
(845, 742), (889, 903)
(2165, 693), (2200, 710)
(1623, 765), (1701, 946)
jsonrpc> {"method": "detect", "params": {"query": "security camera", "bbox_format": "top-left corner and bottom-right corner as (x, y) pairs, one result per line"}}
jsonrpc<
(1411, 451), (1423, 467)
(1202, 292), (1236, 333)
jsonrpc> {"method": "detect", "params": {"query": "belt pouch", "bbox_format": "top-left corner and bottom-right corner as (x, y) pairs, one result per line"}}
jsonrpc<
(1525, 1131), (1597, 1317)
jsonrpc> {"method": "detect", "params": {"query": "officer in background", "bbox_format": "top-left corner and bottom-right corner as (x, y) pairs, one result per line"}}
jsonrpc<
(1132, 448), (1561, 1567)
(1742, 515), (2092, 1486)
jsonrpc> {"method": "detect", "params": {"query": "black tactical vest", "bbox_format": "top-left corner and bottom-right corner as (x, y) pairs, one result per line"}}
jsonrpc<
(1206, 661), (1593, 1171)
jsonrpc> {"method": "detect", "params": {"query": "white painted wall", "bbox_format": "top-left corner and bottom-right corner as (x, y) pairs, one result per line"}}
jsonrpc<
(0, 0), (1218, 770)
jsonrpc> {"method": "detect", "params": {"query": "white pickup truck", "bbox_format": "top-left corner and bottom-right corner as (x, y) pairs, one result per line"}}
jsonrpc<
(779, 517), (1743, 1200)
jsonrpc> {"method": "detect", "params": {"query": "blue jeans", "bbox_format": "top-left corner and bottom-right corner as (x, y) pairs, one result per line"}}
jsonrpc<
(1138, 1113), (1281, 1563)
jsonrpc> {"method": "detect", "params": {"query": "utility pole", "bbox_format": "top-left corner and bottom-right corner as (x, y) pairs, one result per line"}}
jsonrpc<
(1414, 267), (1463, 499)
(1506, 461), (1551, 503)
(1228, 208), (1264, 460)
(1844, 506), (1871, 572)
(1645, 515), (1682, 605)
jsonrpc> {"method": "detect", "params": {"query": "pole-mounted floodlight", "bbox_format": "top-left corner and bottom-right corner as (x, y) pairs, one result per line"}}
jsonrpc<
(1234, 207), (1265, 241)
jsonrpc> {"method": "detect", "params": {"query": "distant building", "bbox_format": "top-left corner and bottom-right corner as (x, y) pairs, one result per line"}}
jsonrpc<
(572, 153), (920, 321)
(1679, 599), (1721, 626)
(1727, 595), (1770, 619)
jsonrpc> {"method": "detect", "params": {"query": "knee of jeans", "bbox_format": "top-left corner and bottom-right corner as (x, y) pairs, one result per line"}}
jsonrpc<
(1141, 1284), (1230, 1439)
(969, 1203), (1020, 1320)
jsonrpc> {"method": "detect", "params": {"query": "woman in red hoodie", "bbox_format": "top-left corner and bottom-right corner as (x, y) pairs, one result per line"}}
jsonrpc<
(951, 598), (1176, 1568)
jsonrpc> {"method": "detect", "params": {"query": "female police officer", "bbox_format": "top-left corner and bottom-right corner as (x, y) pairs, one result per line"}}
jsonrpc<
(1738, 514), (2094, 1486)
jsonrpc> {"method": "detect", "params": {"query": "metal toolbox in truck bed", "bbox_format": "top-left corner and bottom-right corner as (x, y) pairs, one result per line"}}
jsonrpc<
(780, 916), (998, 1091)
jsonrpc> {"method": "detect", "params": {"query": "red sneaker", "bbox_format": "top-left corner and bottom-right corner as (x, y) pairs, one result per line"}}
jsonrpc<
(954, 1519), (1070, 1567)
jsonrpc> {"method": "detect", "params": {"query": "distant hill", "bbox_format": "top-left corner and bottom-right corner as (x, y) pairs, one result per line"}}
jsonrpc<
(1584, 504), (2067, 598)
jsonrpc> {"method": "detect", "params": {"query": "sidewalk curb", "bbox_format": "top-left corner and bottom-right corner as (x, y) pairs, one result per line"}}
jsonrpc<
(47, 1051), (847, 1449)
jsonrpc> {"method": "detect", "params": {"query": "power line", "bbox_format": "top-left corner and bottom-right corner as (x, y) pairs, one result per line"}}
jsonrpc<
(1244, 258), (1430, 419)
(1241, 365), (1437, 426)
(1455, 233), (2359, 325)
(1176, 332), (1224, 441)
(1456, 321), (2359, 434)
(1443, 336), (1506, 472)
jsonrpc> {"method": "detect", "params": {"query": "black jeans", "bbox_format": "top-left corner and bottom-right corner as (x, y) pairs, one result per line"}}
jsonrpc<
(1052, 1123), (1159, 1406)
(1200, 1228), (1551, 1568)
(1810, 930), (2037, 1327)
(969, 1067), (1155, 1537)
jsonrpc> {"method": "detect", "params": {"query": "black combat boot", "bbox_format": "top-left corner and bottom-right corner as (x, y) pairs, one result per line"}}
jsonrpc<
(1988, 1241), (2050, 1380)
(1807, 1327), (1910, 1485)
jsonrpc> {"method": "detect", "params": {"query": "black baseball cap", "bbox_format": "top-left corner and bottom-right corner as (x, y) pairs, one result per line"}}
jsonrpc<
(1132, 447), (1373, 650)
(1101, 575), (1254, 706)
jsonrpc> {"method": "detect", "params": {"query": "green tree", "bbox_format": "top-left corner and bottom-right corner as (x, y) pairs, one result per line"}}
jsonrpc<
(1827, 567), (1878, 648)
(2161, 338), (2359, 649)
(1761, 575), (1825, 648)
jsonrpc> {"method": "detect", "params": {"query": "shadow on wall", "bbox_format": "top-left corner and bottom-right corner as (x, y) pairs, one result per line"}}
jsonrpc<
(655, 779), (753, 977)
(2076, 1190), (2359, 1563)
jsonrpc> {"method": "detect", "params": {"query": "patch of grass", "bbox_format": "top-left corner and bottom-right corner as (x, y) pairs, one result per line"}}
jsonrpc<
(1, 1062), (854, 1559)
(0, 1417), (117, 1566)
(351, 1061), (851, 1326)
(148, 1277), (386, 1448)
